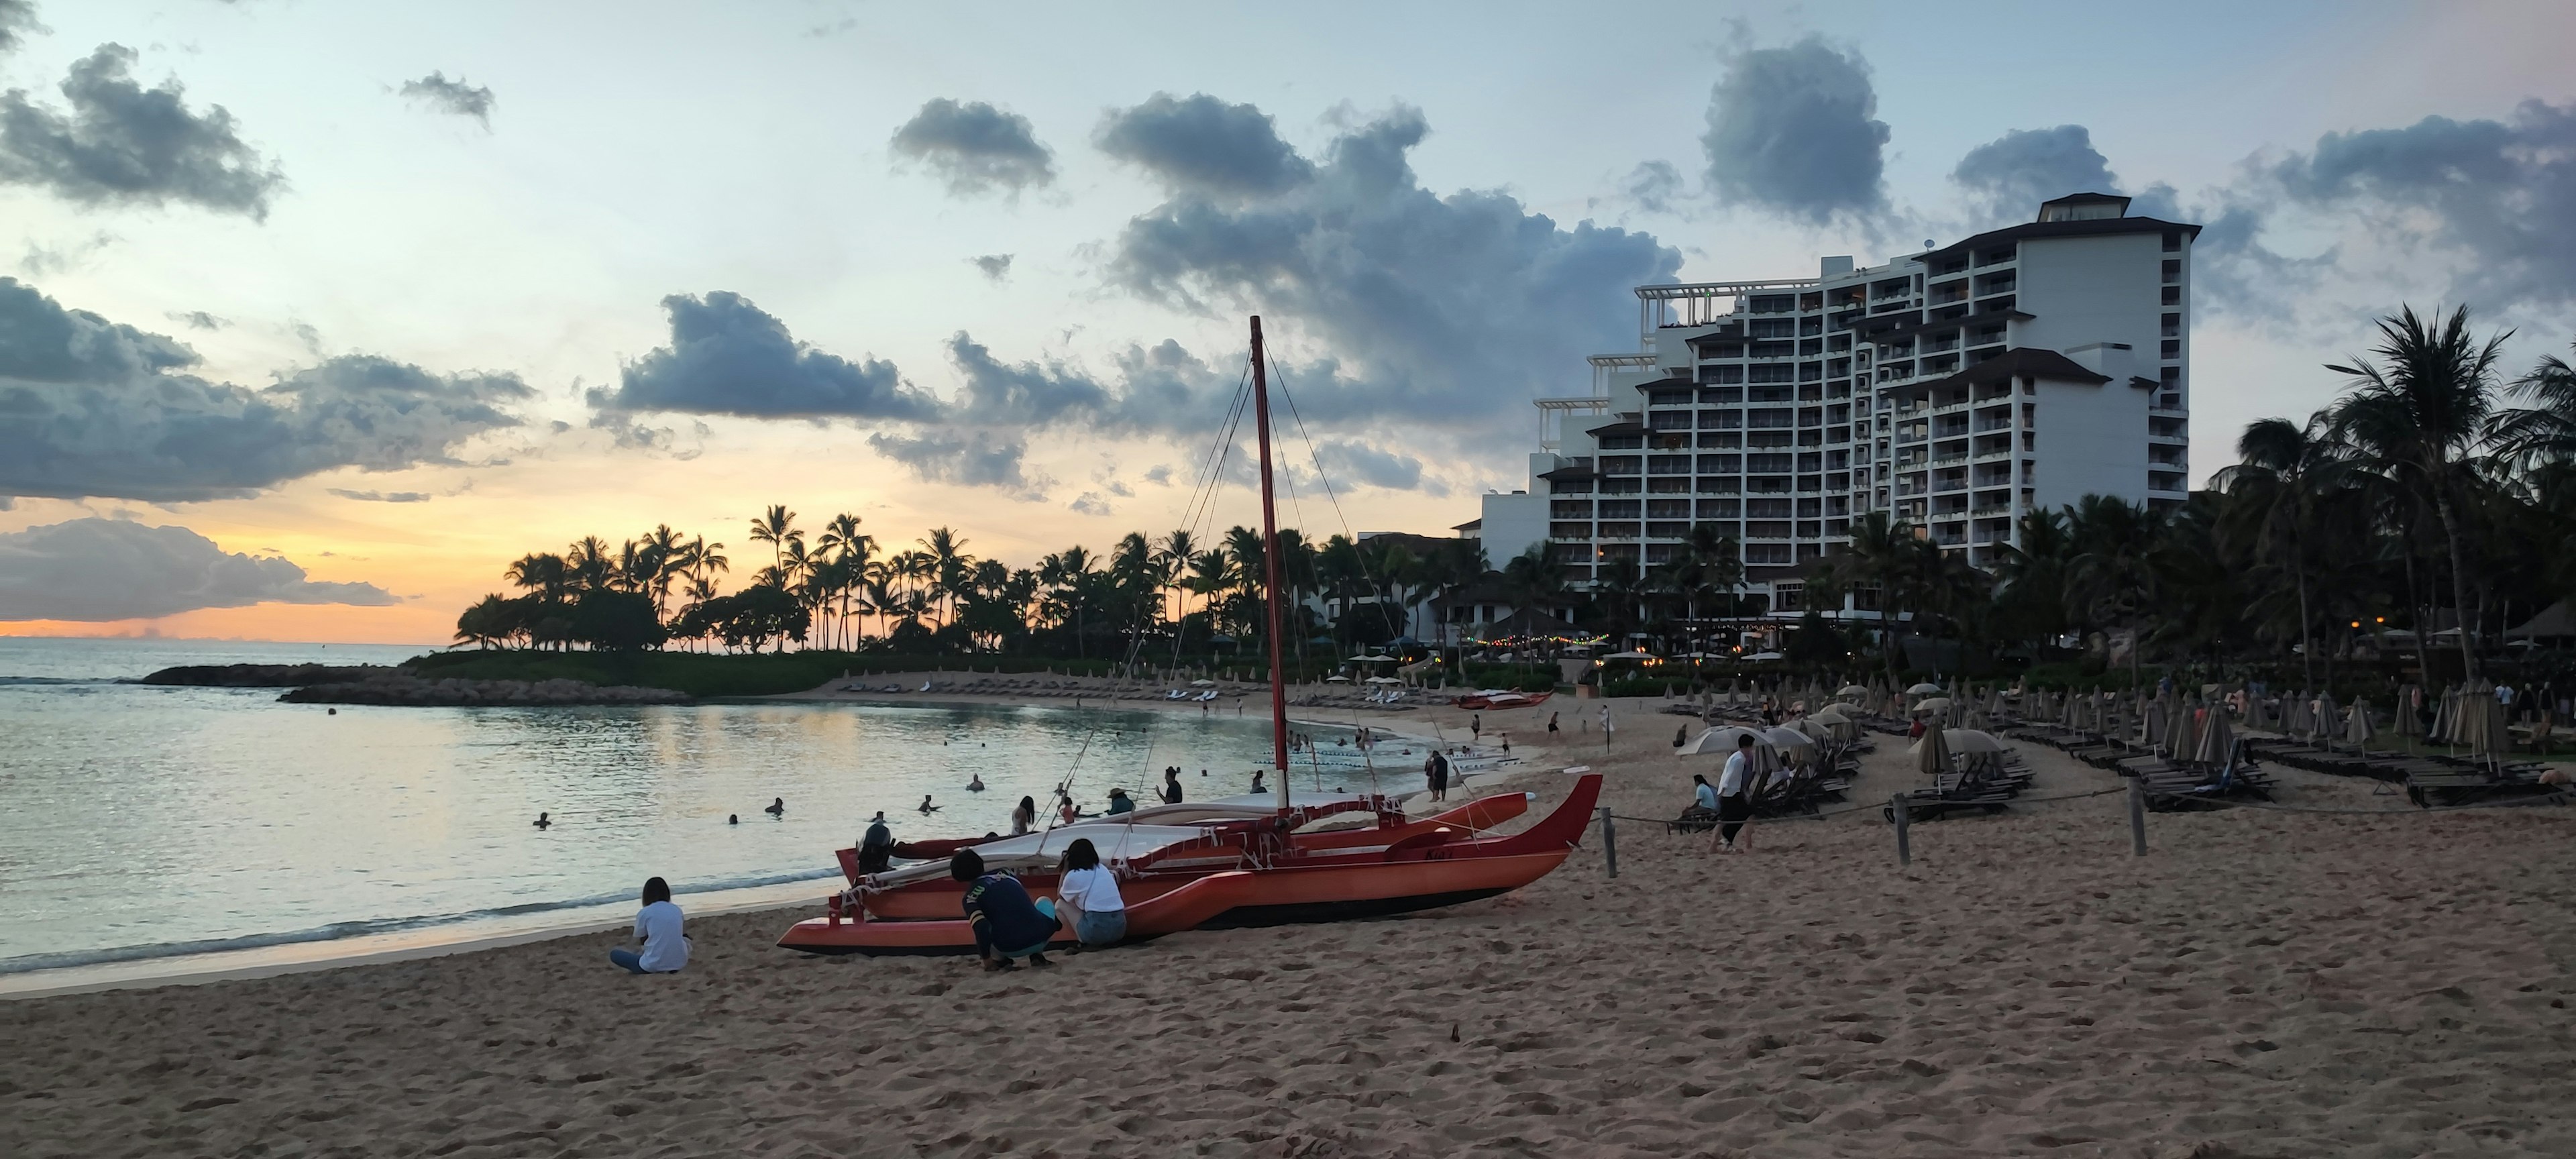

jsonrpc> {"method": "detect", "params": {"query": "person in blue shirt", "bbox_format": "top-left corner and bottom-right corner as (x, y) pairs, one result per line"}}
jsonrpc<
(1104, 787), (1136, 815)
(951, 849), (1056, 971)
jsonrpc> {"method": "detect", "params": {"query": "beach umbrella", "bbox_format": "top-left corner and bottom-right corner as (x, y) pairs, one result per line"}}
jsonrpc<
(2345, 698), (2375, 751)
(1913, 696), (1953, 718)
(1907, 681), (1943, 696)
(2312, 692), (2340, 747)
(2462, 685), (2509, 761)
(1325, 675), (1351, 683)
(1190, 679), (1216, 687)
(1683, 726), (1775, 757)
(2159, 694), (2190, 755)
(2194, 704), (2235, 765)
(2392, 685), (2421, 739)
(1943, 728), (2006, 753)
(1837, 684), (1870, 698)
(1911, 725), (1954, 775)
(1764, 726), (1818, 761)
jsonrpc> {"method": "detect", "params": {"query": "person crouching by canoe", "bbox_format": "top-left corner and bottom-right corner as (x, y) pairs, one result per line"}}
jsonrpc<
(857, 812), (894, 873)
(610, 877), (688, 975)
(1054, 838), (1127, 950)
(951, 850), (1054, 971)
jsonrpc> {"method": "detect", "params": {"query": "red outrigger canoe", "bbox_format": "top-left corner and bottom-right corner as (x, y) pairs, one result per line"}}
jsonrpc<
(775, 775), (1598, 956)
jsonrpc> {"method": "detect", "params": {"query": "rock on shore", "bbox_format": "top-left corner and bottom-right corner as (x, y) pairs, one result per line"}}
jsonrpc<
(278, 673), (689, 707)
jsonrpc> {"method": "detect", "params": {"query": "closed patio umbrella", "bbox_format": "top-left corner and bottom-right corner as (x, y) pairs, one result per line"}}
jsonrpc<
(2194, 704), (2235, 765)
(1911, 724), (1953, 776)
(2345, 698), (2375, 751)
(2311, 692), (2341, 747)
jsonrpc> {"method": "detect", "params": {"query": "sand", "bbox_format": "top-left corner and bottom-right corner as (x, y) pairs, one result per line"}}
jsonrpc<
(6, 694), (2575, 1158)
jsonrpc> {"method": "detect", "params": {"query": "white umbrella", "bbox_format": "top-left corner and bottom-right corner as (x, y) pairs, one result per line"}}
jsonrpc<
(1364, 675), (1401, 685)
(1837, 684), (1871, 697)
(1764, 725), (1818, 755)
(1683, 726), (1776, 757)
(1348, 654), (1395, 663)
(1189, 679), (1216, 687)
(1907, 682), (1943, 696)
(2345, 698), (2375, 751)
(1325, 675), (1351, 683)
(1940, 728), (2007, 754)
(1912, 696), (1953, 718)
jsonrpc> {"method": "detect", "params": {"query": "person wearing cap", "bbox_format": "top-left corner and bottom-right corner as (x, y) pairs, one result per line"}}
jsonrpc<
(1105, 787), (1136, 816)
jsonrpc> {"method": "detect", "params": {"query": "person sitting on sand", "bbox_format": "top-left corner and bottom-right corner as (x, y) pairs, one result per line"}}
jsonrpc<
(765, 797), (786, 818)
(1106, 787), (1136, 816)
(1011, 795), (1038, 836)
(967, 774), (986, 792)
(1161, 768), (1184, 806)
(1693, 773), (1719, 813)
(1055, 838), (1127, 950)
(610, 877), (688, 975)
(533, 812), (551, 830)
(953, 850), (1053, 971)
(918, 795), (940, 814)
(858, 812), (894, 873)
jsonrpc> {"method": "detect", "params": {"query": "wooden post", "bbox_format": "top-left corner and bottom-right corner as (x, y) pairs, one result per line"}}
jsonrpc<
(1891, 793), (1911, 867)
(2127, 777), (2149, 856)
(1597, 806), (1618, 879)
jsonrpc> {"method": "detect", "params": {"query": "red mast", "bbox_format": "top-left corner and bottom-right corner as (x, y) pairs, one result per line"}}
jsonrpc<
(1250, 317), (1291, 806)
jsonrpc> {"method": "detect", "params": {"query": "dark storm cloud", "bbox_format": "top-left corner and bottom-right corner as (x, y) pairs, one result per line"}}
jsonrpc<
(946, 331), (1112, 427)
(0, 44), (284, 219)
(971, 253), (1012, 282)
(1951, 125), (2118, 223)
(0, 1), (44, 56)
(0, 518), (397, 621)
(1095, 93), (1313, 197)
(400, 71), (494, 129)
(0, 277), (532, 502)
(1315, 439), (1436, 494)
(864, 430), (1047, 500)
(1102, 101), (1678, 435)
(1700, 36), (1889, 223)
(594, 290), (943, 421)
(2265, 99), (2576, 306)
(888, 98), (1055, 197)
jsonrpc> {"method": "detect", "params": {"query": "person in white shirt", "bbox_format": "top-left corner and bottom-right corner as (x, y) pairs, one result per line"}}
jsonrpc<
(611, 877), (688, 974)
(1054, 838), (1127, 949)
(1707, 734), (1757, 854)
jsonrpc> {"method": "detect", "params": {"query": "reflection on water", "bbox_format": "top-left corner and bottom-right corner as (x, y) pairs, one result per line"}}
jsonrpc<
(0, 638), (1399, 974)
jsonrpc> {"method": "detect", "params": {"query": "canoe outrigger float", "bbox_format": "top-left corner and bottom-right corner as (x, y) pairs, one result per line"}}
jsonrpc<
(777, 317), (1593, 956)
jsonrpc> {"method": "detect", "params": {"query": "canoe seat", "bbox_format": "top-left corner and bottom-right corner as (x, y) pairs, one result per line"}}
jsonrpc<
(1383, 829), (1457, 863)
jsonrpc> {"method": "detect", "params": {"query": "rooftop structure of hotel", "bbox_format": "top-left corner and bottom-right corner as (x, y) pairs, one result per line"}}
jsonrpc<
(1468, 192), (2200, 620)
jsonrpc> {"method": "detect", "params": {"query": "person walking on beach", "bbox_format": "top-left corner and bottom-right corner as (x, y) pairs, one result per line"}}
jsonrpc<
(1054, 838), (1127, 950)
(1708, 734), (1756, 854)
(610, 877), (688, 974)
(1548, 711), (1560, 743)
(953, 850), (1054, 971)
(1599, 705), (1615, 751)
(858, 812), (894, 872)
(1471, 714), (1483, 740)
(1425, 749), (1450, 803)
(1011, 796), (1038, 836)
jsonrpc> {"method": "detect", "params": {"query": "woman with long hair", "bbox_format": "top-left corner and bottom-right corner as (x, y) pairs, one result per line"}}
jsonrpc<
(610, 877), (688, 974)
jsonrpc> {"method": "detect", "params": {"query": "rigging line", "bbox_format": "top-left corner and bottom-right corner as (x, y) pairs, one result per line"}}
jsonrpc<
(1163, 357), (1257, 675)
(1040, 724), (1106, 838)
(1267, 357), (1411, 645)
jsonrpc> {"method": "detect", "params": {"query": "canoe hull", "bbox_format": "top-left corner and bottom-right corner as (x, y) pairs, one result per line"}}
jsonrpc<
(777, 870), (1258, 957)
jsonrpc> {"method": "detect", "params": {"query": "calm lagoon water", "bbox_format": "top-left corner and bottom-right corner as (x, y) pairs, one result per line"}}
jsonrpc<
(0, 637), (1387, 985)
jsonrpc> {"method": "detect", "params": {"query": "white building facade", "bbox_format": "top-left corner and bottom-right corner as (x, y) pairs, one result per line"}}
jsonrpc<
(1475, 193), (2196, 616)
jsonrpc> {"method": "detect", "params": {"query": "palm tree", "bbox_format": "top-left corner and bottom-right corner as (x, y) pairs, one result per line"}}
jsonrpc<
(504, 552), (570, 600)
(567, 535), (614, 591)
(817, 514), (873, 648)
(2327, 305), (2510, 677)
(2212, 416), (2353, 683)
(1155, 530), (1199, 628)
(1038, 545), (1097, 656)
(920, 527), (971, 628)
(640, 525), (685, 615)
(1821, 512), (1924, 681)
(750, 505), (800, 573)
(1655, 525), (1742, 652)
(2066, 495), (2170, 689)
(1992, 506), (2074, 651)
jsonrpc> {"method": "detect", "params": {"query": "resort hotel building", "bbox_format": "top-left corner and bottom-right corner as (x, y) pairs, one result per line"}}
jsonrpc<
(1466, 192), (2199, 626)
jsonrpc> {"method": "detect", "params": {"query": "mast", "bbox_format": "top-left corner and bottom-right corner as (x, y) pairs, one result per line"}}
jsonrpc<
(1250, 317), (1291, 812)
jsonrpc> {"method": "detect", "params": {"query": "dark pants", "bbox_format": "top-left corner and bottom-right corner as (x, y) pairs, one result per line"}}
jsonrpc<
(1717, 794), (1752, 844)
(610, 948), (649, 974)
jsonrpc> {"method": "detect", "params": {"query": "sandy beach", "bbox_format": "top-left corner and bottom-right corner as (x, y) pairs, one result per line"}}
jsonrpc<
(6, 693), (2575, 1158)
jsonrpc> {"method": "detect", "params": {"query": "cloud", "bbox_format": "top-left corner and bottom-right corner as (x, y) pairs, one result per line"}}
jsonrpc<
(1951, 125), (2118, 223)
(0, 44), (285, 219)
(1621, 160), (1685, 215)
(864, 430), (1048, 499)
(1102, 102), (1678, 440)
(585, 410), (707, 459)
(167, 309), (225, 330)
(1141, 463), (1173, 486)
(1067, 491), (1112, 516)
(17, 229), (114, 276)
(0, 276), (532, 502)
(888, 98), (1055, 197)
(0, 1), (42, 58)
(946, 331), (1113, 427)
(327, 488), (431, 503)
(592, 290), (944, 421)
(0, 518), (397, 621)
(1700, 36), (1889, 223)
(399, 71), (493, 129)
(2263, 98), (2576, 307)
(971, 253), (1012, 282)
(1314, 439), (1440, 494)
(1095, 93), (1312, 197)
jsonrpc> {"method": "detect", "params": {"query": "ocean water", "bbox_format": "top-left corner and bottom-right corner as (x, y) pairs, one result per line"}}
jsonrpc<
(0, 638), (1393, 986)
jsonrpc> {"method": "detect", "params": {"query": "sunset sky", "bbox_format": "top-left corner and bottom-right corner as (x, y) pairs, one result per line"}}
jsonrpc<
(3, 0), (2573, 644)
